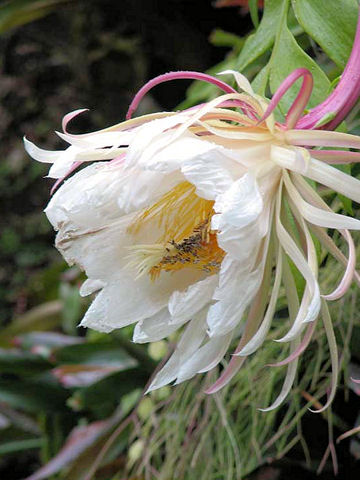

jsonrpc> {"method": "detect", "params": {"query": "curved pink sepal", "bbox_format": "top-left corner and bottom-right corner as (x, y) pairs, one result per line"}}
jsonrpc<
(126, 71), (237, 120)
(267, 321), (316, 368)
(261, 68), (313, 129)
(62, 109), (89, 133)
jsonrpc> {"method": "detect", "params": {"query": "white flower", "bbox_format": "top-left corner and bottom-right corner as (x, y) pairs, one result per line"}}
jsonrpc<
(25, 70), (360, 409)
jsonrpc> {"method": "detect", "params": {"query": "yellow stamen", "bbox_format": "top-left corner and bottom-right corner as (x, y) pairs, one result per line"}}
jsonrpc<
(127, 182), (225, 280)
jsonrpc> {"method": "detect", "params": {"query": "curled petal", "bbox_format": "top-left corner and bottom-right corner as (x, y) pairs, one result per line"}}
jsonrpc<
(268, 321), (316, 367)
(62, 109), (89, 134)
(322, 230), (356, 301)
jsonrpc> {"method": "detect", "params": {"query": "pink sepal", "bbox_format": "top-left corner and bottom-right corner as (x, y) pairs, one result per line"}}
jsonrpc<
(62, 109), (89, 133)
(268, 321), (316, 367)
(261, 68), (313, 129)
(126, 71), (237, 120)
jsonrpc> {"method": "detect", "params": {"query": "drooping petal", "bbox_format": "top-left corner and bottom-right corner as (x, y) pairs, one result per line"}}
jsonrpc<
(275, 181), (320, 341)
(146, 313), (208, 392)
(283, 170), (360, 230)
(259, 339), (299, 411)
(174, 332), (233, 384)
(236, 244), (282, 356)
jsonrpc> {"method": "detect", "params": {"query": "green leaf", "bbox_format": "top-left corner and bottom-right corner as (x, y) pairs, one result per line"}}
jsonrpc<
(53, 342), (138, 369)
(0, 348), (51, 375)
(0, 301), (63, 347)
(0, 379), (69, 413)
(209, 28), (244, 48)
(0, 0), (71, 34)
(249, 0), (260, 28)
(292, 0), (358, 69)
(269, 20), (330, 113)
(23, 414), (120, 480)
(0, 438), (43, 455)
(237, 0), (284, 71)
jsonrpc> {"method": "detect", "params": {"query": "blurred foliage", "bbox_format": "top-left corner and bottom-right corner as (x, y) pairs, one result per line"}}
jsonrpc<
(0, 0), (360, 479)
(0, 0), (73, 34)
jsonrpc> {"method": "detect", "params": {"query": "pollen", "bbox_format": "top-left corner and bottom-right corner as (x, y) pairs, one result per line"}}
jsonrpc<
(127, 182), (225, 280)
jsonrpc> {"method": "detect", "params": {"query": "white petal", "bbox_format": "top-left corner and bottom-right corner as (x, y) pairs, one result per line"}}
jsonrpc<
(146, 313), (207, 392)
(207, 257), (264, 336)
(175, 332), (233, 384)
(79, 276), (167, 332)
(125, 114), (190, 169)
(168, 275), (218, 324)
(133, 308), (180, 343)
(217, 70), (254, 95)
(284, 170), (360, 230)
(24, 137), (62, 163)
(271, 145), (360, 203)
(79, 279), (106, 297)
(214, 173), (263, 227)
(181, 149), (244, 200)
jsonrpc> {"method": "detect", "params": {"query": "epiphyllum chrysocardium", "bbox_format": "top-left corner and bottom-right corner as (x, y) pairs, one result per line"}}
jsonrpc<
(24, 12), (360, 411)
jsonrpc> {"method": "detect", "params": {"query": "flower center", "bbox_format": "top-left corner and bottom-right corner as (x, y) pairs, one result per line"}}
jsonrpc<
(127, 181), (225, 280)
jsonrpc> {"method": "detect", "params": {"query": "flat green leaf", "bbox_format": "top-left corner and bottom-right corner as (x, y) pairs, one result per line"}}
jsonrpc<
(237, 0), (284, 71)
(270, 21), (330, 113)
(292, 0), (358, 69)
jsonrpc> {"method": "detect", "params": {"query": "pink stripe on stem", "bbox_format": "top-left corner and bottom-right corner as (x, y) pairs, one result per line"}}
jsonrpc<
(126, 71), (237, 120)
(267, 321), (316, 367)
(310, 149), (360, 164)
(322, 230), (355, 301)
(297, 7), (360, 130)
(261, 68), (313, 129)
(62, 109), (89, 133)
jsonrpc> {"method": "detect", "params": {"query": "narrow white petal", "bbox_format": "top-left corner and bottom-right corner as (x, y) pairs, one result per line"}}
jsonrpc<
(237, 246), (283, 356)
(271, 145), (360, 203)
(24, 137), (62, 163)
(283, 171), (360, 230)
